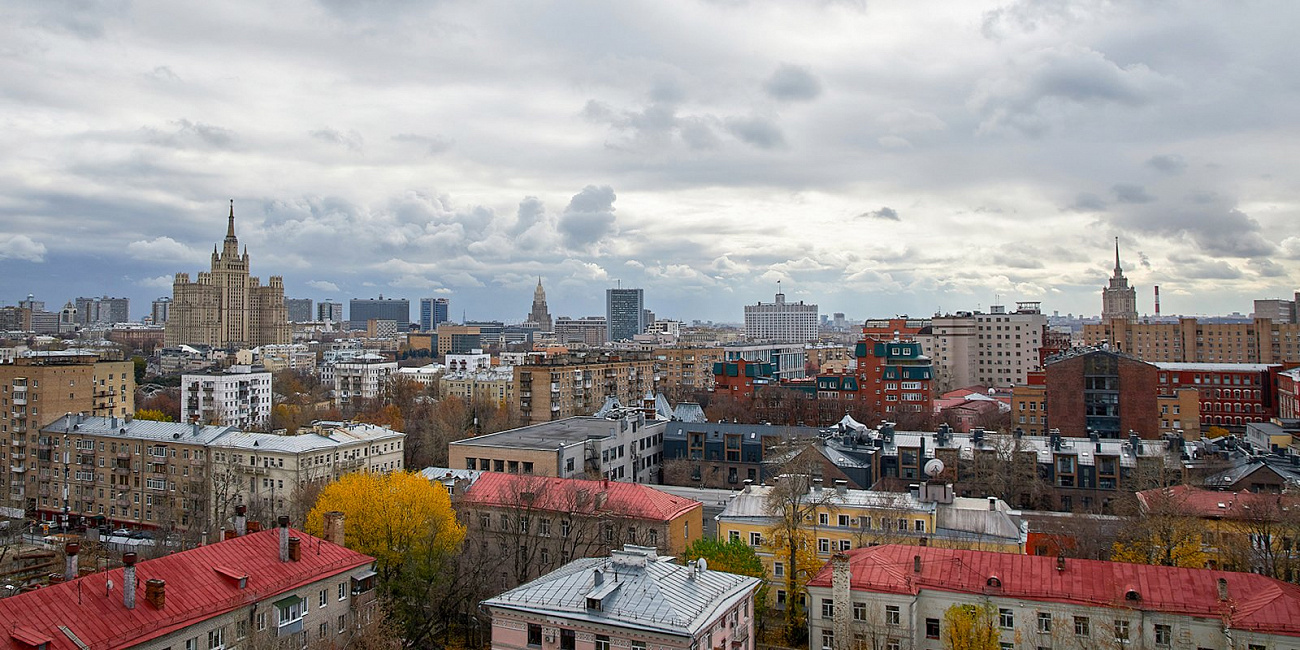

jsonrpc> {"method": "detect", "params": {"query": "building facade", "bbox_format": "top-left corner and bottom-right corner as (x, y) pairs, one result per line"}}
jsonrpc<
(744, 290), (818, 342)
(348, 296), (409, 331)
(653, 347), (723, 394)
(75, 295), (131, 326)
(1083, 317), (1300, 364)
(317, 300), (344, 323)
(921, 303), (1047, 392)
(511, 353), (656, 424)
(807, 545), (1300, 650)
(450, 411), (664, 483)
(285, 298), (313, 323)
(181, 366), (273, 428)
(332, 354), (397, 408)
(555, 316), (608, 346)
(150, 296), (172, 325)
(165, 203), (290, 348)
(1153, 363), (1281, 428)
(607, 288), (646, 342)
(420, 297), (450, 331)
(527, 279), (553, 331)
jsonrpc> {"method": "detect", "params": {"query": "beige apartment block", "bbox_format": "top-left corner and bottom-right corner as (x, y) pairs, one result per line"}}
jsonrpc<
(511, 353), (655, 424)
(1084, 317), (1300, 364)
(652, 347), (723, 394)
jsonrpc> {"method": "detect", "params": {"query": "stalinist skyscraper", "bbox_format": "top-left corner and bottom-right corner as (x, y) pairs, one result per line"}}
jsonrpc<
(1101, 237), (1138, 323)
(527, 278), (552, 331)
(164, 202), (290, 348)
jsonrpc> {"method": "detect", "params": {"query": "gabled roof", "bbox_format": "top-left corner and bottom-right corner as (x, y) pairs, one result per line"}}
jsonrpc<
(0, 528), (373, 650)
(462, 472), (701, 522)
(1136, 484), (1300, 520)
(807, 545), (1300, 638)
(484, 545), (760, 637)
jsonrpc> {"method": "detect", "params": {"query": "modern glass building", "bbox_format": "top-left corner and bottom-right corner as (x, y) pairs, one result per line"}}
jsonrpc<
(606, 288), (645, 342)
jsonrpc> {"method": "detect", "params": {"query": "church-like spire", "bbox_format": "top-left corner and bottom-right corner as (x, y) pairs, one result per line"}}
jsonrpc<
(226, 199), (237, 240)
(1113, 237), (1123, 276)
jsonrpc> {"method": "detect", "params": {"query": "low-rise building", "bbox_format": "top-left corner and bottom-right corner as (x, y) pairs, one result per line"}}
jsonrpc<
(449, 410), (664, 483)
(1154, 362), (1283, 429)
(459, 472), (702, 588)
(716, 480), (1024, 607)
(662, 420), (823, 488)
(440, 366), (514, 405)
(0, 521), (378, 650)
(181, 365), (273, 428)
(807, 545), (1300, 650)
(483, 545), (759, 650)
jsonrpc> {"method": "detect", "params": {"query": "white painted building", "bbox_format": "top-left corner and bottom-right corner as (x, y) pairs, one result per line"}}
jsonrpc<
(181, 365), (273, 428)
(920, 303), (1047, 392)
(332, 353), (397, 407)
(445, 350), (492, 372)
(744, 290), (818, 343)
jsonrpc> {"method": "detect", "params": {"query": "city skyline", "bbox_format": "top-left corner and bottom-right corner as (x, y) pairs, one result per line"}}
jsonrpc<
(1, 2), (1298, 322)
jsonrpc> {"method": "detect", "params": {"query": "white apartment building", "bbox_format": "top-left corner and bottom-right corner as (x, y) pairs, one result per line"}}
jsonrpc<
(255, 344), (317, 373)
(723, 342), (809, 381)
(921, 303), (1046, 391)
(332, 353), (397, 407)
(181, 365), (273, 428)
(744, 290), (818, 343)
(808, 545), (1300, 650)
(445, 350), (492, 372)
(395, 362), (444, 388)
(208, 421), (405, 523)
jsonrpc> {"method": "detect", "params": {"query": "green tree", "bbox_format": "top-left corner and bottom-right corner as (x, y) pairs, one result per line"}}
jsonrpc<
(131, 355), (146, 383)
(683, 537), (770, 633)
(764, 462), (835, 645)
(942, 602), (1000, 650)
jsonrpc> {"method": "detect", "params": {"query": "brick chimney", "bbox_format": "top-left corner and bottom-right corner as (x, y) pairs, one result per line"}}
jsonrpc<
(323, 511), (346, 546)
(831, 553), (851, 650)
(64, 542), (79, 582)
(278, 515), (290, 562)
(288, 536), (301, 562)
(123, 552), (138, 610)
(235, 504), (247, 536)
(145, 578), (166, 609)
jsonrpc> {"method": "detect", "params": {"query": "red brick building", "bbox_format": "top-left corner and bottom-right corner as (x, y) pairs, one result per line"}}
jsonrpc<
(1281, 368), (1300, 419)
(1154, 363), (1282, 428)
(711, 359), (775, 397)
(1046, 348), (1160, 438)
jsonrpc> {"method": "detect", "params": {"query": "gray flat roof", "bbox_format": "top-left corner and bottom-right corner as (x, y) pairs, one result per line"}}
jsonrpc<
(450, 416), (662, 451)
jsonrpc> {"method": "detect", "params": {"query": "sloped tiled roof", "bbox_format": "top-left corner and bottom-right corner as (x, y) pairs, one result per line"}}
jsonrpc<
(462, 472), (701, 522)
(0, 528), (373, 650)
(1136, 484), (1300, 520)
(807, 545), (1300, 638)
(484, 546), (760, 636)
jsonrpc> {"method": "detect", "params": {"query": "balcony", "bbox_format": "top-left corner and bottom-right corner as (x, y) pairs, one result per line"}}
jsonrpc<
(9, 479), (24, 486)
(239, 465), (268, 475)
(115, 451), (131, 459)
(12, 426), (25, 434)
(9, 465), (25, 474)
(112, 467), (132, 476)
(11, 393), (26, 405)
(115, 498), (131, 508)
(10, 453), (23, 461)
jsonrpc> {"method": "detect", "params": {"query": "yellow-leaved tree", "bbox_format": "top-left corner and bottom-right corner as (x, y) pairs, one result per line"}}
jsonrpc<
(306, 470), (464, 579)
(942, 602), (1000, 650)
(1110, 487), (1207, 568)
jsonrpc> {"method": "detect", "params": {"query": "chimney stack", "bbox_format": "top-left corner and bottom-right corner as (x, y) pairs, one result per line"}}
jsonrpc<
(235, 504), (247, 536)
(913, 554), (922, 573)
(834, 479), (847, 496)
(288, 536), (301, 562)
(323, 511), (345, 547)
(278, 515), (290, 562)
(1218, 578), (1229, 601)
(64, 542), (79, 581)
(123, 552), (138, 610)
(145, 578), (166, 609)
(831, 553), (851, 648)
(1057, 555), (1066, 572)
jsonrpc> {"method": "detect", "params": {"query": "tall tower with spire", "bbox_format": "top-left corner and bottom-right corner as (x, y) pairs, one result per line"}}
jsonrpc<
(1102, 237), (1138, 323)
(527, 277), (552, 331)
(165, 201), (290, 348)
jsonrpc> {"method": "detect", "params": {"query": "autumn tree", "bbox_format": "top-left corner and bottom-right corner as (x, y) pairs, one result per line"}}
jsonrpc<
(134, 408), (174, 422)
(1110, 488), (1206, 568)
(941, 602), (1000, 650)
(307, 471), (466, 647)
(764, 461), (836, 644)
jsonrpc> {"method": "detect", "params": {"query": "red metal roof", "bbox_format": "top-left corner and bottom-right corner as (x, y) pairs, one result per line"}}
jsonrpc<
(0, 528), (373, 650)
(1136, 484), (1299, 520)
(462, 471), (701, 522)
(807, 545), (1300, 638)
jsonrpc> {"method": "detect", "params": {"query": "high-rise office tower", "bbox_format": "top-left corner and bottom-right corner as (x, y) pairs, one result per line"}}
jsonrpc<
(151, 297), (172, 324)
(75, 296), (131, 325)
(606, 288), (645, 342)
(420, 297), (450, 331)
(317, 301), (344, 323)
(527, 279), (552, 331)
(165, 202), (290, 348)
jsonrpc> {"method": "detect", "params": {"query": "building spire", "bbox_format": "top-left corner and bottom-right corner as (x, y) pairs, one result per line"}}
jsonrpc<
(226, 199), (237, 241)
(1113, 236), (1122, 276)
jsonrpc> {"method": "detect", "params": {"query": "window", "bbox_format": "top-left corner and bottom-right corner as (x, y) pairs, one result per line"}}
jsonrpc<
(886, 605), (900, 626)
(595, 635), (610, 650)
(561, 519), (571, 538)
(338, 582), (347, 601)
(257, 613), (267, 631)
(852, 601), (866, 621)
(186, 639), (198, 650)
(819, 513), (829, 525)
(821, 630), (834, 650)
(632, 642), (647, 650)
(236, 620), (247, 640)
(1114, 620), (1130, 644)
(560, 629), (575, 650)
(338, 615), (346, 634)
(999, 608), (1014, 629)
(730, 530), (741, 542)
(207, 627), (224, 650)
(818, 538), (830, 553)
(838, 514), (850, 527)
(1037, 612), (1051, 633)
(319, 622), (328, 639)
(527, 626), (544, 648)
(1154, 624), (1171, 647)
(821, 598), (834, 619)
(774, 562), (785, 578)
(839, 539), (852, 551)
(319, 589), (327, 608)
(926, 618), (940, 639)
(750, 532), (762, 546)
(539, 519), (551, 536)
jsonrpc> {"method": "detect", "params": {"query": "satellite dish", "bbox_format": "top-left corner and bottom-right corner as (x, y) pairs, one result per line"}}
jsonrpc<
(924, 458), (945, 478)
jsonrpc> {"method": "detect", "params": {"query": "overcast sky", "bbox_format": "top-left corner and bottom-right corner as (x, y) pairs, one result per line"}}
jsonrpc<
(2, 0), (1298, 324)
